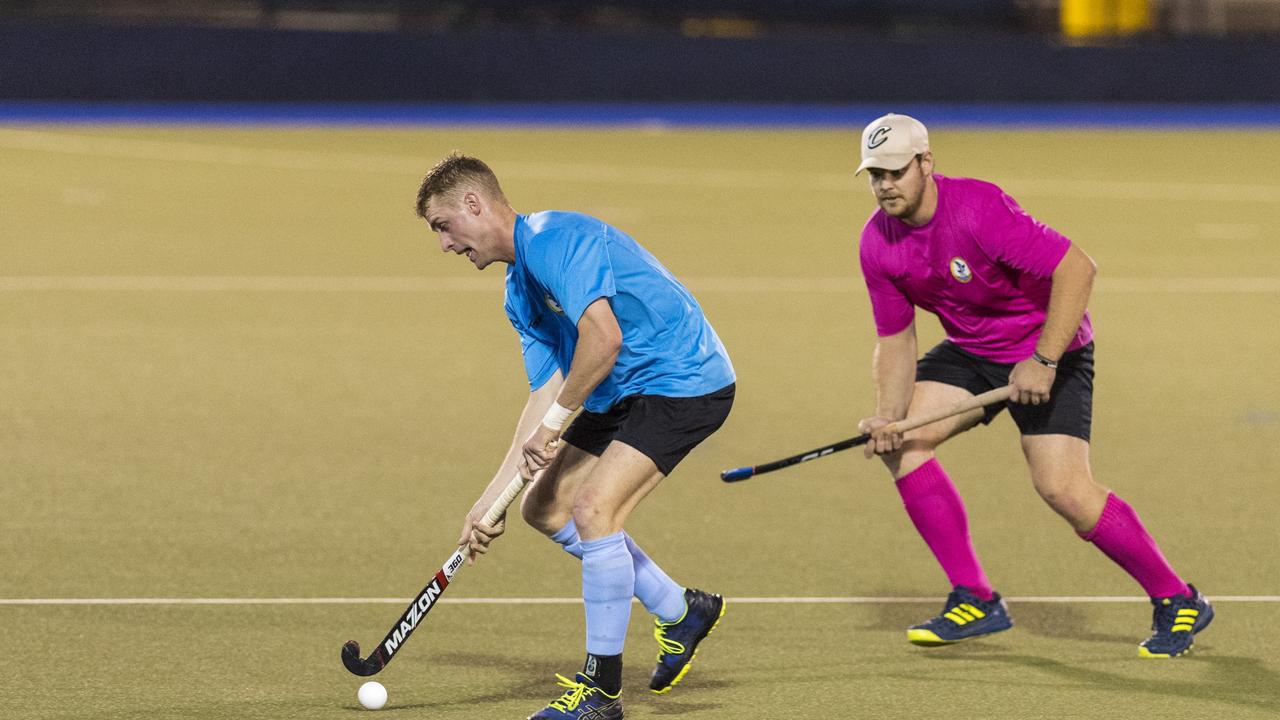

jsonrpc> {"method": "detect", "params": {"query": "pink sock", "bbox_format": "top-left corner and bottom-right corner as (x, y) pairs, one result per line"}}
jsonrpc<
(1080, 493), (1190, 599)
(896, 458), (994, 600)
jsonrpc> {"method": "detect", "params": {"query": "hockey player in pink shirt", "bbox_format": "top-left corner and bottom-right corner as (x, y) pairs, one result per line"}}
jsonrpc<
(854, 113), (1211, 658)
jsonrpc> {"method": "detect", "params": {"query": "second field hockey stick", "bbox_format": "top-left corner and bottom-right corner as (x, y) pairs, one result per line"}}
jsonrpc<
(720, 385), (1013, 482)
(341, 472), (529, 676)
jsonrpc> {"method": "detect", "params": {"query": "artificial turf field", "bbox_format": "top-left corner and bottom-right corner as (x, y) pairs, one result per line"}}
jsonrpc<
(2, 123), (1279, 719)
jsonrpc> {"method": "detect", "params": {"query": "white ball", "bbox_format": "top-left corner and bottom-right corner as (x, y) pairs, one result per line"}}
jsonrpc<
(357, 681), (387, 710)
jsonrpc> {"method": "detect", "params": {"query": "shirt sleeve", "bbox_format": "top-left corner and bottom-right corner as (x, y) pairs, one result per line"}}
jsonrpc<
(519, 332), (560, 391)
(976, 187), (1071, 278)
(859, 227), (915, 337)
(526, 229), (617, 326)
(504, 293), (561, 391)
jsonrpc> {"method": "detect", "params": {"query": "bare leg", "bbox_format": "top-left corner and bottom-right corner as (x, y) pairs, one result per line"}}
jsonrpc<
(1020, 434), (1109, 534)
(1027, 435), (1192, 602)
(519, 443), (599, 535)
(878, 381), (986, 478)
(573, 441), (665, 541)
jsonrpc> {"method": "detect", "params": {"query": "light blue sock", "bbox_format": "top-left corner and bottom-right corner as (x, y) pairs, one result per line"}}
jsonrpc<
(552, 520), (685, 623)
(624, 534), (685, 623)
(550, 519), (583, 559)
(580, 531), (635, 656)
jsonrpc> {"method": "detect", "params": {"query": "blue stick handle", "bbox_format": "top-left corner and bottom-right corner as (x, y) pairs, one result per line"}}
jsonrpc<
(720, 466), (755, 482)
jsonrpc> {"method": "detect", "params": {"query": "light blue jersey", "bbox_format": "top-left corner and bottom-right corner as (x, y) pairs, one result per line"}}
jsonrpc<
(504, 211), (735, 413)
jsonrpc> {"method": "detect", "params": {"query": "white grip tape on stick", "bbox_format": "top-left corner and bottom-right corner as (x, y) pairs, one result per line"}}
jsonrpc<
(481, 473), (529, 528)
(450, 474), (527, 583)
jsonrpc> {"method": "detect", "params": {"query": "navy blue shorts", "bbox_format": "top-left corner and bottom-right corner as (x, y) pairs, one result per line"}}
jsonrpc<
(915, 341), (1094, 441)
(561, 384), (735, 476)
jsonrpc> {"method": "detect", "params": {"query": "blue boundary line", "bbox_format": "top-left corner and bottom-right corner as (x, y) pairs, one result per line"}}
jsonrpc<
(1, 101), (1279, 127)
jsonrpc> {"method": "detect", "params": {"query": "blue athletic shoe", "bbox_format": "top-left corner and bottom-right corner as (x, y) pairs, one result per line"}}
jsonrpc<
(907, 586), (1014, 646)
(1139, 584), (1214, 658)
(649, 588), (725, 694)
(527, 673), (623, 720)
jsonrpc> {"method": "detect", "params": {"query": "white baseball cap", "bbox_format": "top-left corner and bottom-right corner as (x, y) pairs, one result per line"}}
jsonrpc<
(855, 113), (929, 175)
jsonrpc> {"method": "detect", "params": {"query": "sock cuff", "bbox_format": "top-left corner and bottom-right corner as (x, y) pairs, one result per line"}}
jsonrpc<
(1079, 492), (1120, 542)
(579, 531), (628, 554)
(895, 457), (949, 495)
(622, 532), (647, 567)
(550, 518), (579, 547)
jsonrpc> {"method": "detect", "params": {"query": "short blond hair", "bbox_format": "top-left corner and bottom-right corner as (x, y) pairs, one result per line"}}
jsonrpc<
(414, 152), (508, 218)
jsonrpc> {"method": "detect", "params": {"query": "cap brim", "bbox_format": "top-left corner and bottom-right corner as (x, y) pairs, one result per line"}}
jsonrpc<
(855, 152), (917, 176)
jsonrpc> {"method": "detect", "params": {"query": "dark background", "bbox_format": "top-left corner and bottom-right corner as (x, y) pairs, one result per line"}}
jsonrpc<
(2, 1), (1278, 103)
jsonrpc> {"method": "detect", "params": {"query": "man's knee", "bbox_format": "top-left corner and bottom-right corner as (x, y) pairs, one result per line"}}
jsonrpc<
(570, 494), (608, 537)
(1033, 475), (1071, 510)
(520, 448), (596, 535)
(880, 440), (940, 479)
(520, 481), (568, 536)
(1032, 470), (1105, 526)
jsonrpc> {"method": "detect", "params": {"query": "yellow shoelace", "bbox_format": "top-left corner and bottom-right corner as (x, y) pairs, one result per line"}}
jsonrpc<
(653, 620), (687, 656)
(547, 674), (592, 711)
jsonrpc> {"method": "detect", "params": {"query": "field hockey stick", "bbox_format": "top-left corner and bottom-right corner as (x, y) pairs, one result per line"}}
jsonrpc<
(721, 385), (1012, 482)
(341, 471), (530, 676)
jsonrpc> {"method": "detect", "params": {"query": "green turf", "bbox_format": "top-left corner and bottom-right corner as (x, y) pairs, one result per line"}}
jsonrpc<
(1, 124), (1278, 718)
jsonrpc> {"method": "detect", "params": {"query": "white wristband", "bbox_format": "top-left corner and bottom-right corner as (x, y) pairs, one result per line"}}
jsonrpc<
(541, 401), (575, 432)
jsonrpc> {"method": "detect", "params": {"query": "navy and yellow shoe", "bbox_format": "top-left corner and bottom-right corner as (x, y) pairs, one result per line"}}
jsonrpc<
(907, 586), (1013, 646)
(527, 673), (623, 720)
(1139, 583), (1214, 658)
(649, 588), (725, 694)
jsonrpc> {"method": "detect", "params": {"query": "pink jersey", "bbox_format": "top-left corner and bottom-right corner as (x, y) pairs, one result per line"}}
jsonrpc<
(859, 174), (1093, 363)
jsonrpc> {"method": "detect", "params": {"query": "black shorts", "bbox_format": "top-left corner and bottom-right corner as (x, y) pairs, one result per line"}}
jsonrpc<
(561, 383), (735, 476)
(915, 341), (1094, 441)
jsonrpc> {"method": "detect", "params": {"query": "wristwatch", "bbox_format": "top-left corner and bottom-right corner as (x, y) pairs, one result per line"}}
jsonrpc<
(1031, 351), (1059, 370)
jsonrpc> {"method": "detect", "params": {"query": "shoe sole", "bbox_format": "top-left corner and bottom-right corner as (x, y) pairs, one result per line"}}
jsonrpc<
(650, 598), (726, 694)
(1139, 642), (1194, 658)
(907, 621), (1013, 647)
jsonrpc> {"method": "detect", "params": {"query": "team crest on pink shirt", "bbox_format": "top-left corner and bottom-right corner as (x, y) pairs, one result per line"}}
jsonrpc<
(949, 257), (973, 283)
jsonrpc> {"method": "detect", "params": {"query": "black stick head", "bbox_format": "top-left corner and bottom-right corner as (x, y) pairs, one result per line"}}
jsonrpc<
(341, 640), (385, 676)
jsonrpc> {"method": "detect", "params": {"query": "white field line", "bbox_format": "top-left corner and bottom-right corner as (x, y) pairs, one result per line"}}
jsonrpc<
(2, 596), (1277, 606)
(3, 127), (1279, 202)
(0, 276), (1277, 294)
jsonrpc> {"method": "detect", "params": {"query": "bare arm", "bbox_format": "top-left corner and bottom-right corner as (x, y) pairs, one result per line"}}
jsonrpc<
(859, 322), (918, 457)
(872, 322), (918, 421)
(457, 369), (563, 563)
(1009, 244), (1097, 404)
(553, 297), (623, 411)
(1039, 244), (1096, 360)
(521, 298), (621, 472)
